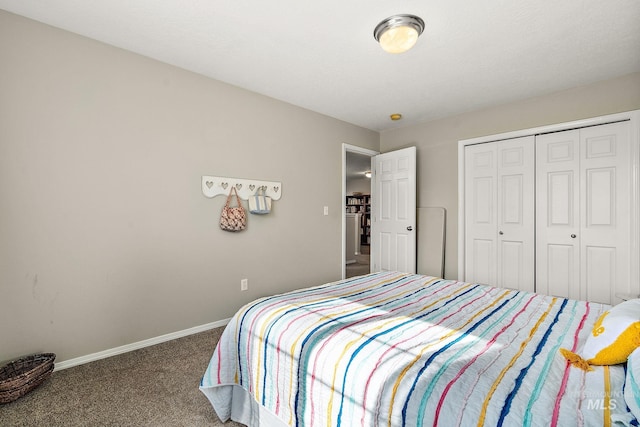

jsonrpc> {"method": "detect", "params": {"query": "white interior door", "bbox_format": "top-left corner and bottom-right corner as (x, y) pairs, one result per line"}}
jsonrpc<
(370, 147), (417, 273)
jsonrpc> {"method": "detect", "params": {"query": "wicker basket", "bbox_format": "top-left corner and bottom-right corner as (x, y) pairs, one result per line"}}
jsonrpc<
(0, 353), (56, 404)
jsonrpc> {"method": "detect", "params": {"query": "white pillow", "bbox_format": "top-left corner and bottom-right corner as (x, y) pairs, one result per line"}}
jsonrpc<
(625, 347), (640, 420)
(560, 299), (640, 371)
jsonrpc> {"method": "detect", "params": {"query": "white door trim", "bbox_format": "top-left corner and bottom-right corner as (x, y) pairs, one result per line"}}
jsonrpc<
(342, 143), (379, 279)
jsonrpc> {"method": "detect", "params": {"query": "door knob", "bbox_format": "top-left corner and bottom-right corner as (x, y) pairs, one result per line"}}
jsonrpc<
(407, 226), (413, 231)
(499, 231), (504, 235)
(571, 234), (577, 238)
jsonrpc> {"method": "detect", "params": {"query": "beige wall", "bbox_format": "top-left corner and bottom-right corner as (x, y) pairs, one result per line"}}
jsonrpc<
(3, 8), (639, 365)
(0, 11), (378, 363)
(346, 176), (371, 195)
(381, 72), (640, 280)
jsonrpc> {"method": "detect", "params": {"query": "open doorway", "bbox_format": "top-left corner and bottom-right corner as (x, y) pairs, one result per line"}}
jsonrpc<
(342, 144), (378, 279)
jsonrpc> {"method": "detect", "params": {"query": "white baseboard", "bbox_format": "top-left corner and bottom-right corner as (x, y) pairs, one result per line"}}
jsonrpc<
(54, 318), (231, 371)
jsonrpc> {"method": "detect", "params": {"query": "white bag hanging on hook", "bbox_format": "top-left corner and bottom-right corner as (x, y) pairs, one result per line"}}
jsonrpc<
(249, 187), (272, 215)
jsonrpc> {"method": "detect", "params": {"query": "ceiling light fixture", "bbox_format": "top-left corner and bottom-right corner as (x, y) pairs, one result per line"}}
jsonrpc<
(390, 113), (402, 121)
(373, 14), (425, 54)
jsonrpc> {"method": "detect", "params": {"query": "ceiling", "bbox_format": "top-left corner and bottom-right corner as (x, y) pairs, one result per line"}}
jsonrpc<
(1, 1), (639, 132)
(346, 151), (374, 181)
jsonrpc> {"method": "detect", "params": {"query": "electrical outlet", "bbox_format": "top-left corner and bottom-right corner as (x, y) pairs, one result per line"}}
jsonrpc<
(241, 278), (248, 291)
(323, 206), (329, 215)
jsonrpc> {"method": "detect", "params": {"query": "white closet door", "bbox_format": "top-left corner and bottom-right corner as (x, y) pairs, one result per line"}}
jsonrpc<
(537, 122), (630, 304)
(580, 122), (630, 303)
(464, 136), (534, 290)
(465, 143), (497, 285)
(496, 136), (535, 292)
(536, 130), (581, 299)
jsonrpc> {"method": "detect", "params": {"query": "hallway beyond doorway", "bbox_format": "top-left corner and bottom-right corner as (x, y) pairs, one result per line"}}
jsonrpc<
(345, 245), (370, 278)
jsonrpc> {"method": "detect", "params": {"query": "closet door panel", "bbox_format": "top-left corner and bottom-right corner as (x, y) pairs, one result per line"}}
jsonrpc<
(544, 244), (576, 298)
(473, 177), (494, 223)
(585, 168), (614, 226)
(585, 246), (616, 303)
(497, 137), (534, 291)
(471, 239), (494, 285)
(580, 122), (630, 303)
(501, 175), (523, 224)
(465, 144), (497, 285)
(499, 240), (525, 290)
(548, 172), (575, 226)
(536, 131), (580, 299)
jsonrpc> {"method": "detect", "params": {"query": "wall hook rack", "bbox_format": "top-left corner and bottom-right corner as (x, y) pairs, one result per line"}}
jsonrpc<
(202, 176), (282, 200)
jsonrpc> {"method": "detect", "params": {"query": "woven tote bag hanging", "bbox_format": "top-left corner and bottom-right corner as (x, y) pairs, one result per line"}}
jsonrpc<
(219, 187), (247, 232)
(248, 187), (272, 215)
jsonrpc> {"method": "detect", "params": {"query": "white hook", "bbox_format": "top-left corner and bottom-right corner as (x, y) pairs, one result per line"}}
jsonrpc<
(202, 176), (282, 200)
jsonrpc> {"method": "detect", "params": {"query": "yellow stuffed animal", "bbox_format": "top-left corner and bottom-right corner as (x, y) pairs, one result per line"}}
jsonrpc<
(560, 299), (640, 371)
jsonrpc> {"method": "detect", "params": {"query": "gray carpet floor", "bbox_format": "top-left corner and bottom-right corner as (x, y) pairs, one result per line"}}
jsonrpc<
(0, 327), (245, 427)
(345, 245), (370, 278)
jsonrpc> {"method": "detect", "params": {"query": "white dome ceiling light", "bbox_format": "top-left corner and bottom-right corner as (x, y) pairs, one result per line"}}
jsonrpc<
(373, 14), (425, 54)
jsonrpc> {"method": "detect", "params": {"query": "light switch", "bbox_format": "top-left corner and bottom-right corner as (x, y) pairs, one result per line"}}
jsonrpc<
(323, 206), (329, 216)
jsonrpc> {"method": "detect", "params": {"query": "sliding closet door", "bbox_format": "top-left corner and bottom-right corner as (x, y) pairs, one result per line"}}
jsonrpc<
(464, 136), (534, 291)
(537, 122), (630, 304)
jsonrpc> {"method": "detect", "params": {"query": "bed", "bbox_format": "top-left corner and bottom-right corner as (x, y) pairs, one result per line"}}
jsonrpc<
(200, 272), (640, 426)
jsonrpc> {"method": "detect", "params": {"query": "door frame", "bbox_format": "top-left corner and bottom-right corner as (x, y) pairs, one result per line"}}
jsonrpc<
(457, 110), (640, 296)
(342, 143), (379, 279)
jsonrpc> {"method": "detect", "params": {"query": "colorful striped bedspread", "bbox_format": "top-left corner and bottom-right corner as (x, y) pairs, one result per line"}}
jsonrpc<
(200, 272), (638, 426)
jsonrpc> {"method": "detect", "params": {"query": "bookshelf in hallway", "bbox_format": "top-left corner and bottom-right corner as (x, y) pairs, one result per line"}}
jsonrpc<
(346, 194), (371, 245)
